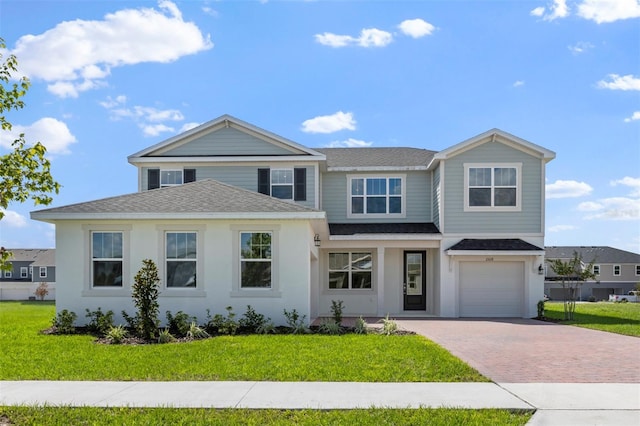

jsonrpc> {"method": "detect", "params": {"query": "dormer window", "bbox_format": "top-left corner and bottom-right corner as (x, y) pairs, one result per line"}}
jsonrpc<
(161, 170), (183, 187)
(464, 163), (521, 212)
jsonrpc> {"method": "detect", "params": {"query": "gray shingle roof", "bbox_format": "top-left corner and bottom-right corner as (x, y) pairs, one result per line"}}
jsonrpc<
(544, 246), (640, 263)
(447, 239), (544, 251)
(315, 148), (436, 170)
(31, 179), (323, 219)
(4, 249), (54, 265)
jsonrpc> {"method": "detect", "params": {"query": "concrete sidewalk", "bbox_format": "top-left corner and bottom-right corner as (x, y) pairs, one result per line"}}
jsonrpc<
(1, 381), (639, 425)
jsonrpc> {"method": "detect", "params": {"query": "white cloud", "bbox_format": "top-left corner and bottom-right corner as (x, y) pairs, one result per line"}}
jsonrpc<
(315, 28), (393, 48)
(531, 0), (570, 21)
(0, 209), (28, 228)
(548, 224), (578, 232)
(0, 117), (77, 154)
(101, 95), (185, 137)
(568, 41), (594, 54)
(611, 176), (640, 197)
(513, 80), (525, 87)
(398, 19), (435, 38)
(180, 122), (201, 132)
(577, 0), (640, 23)
(578, 197), (640, 220)
(597, 74), (640, 91)
(301, 111), (356, 134)
(9, 1), (212, 98)
(325, 138), (373, 148)
(546, 180), (593, 199)
(624, 111), (640, 122)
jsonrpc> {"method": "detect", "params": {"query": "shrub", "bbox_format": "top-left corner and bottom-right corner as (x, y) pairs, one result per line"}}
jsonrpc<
(186, 322), (210, 340)
(317, 319), (342, 335)
(256, 320), (276, 335)
(157, 328), (176, 344)
(379, 314), (398, 336)
(85, 308), (115, 336)
(283, 308), (308, 334)
(537, 300), (545, 318)
(353, 316), (368, 335)
(330, 300), (344, 325)
(34, 282), (49, 301)
(52, 309), (77, 334)
(239, 305), (269, 333)
(206, 306), (239, 335)
(166, 310), (194, 337)
(131, 259), (161, 341)
(587, 296), (597, 302)
(105, 325), (127, 344)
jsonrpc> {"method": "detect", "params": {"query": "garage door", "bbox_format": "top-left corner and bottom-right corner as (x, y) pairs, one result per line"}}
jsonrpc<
(459, 261), (524, 317)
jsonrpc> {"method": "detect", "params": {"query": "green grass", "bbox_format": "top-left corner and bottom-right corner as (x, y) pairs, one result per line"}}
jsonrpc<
(544, 301), (640, 337)
(0, 302), (487, 382)
(0, 406), (533, 425)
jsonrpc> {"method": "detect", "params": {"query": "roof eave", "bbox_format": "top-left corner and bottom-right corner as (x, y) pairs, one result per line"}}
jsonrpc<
(446, 249), (545, 256)
(128, 155), (326, 165)
(31, 211), (327, 222)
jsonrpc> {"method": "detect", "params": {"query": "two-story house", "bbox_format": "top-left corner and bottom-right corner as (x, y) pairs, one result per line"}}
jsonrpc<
(31, 115), (555, 324)
(545, 246), (640, 301)
(0, 248), (56, 300)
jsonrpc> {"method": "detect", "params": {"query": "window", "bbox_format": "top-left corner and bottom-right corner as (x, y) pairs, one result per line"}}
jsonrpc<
(613, 265), (621, 276)
(329, 252), (372, 289)
(4, 271), (11, 278)
(464, 164), (521, 211)
(29, 266), (33, 276)
(147, 169), (195, 190)
(20, 267), (28, 278)
(240, 232), (272, 288)
(165, 232), (197, 287)
(593, 264), (600, 275)
(92, 232), (123, 287)
(161, 170), (183, 187)
(271, 169), (294, 200)
(348, 176), (404, 217)
(39, 267), (47, 278)
(636, 265), (640, 276)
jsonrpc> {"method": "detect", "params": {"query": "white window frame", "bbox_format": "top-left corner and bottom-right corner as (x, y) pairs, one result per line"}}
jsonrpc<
(328, 252), (373, 290)
(635, 265), (640, 276)
(4, 271), (11, 278)
(593, 264), (600, 276)
(82, 225), (131, 296)
(271, 168), (294, 201)
(160, 169), (183, 188)
(347, 175), (406, 219)
(29, 266), (33, 276)
(90, 231), (122, 287)
(230, 225), (281, 297)
(165, 231), (198, 289)
(20, 267), (28, 278)
(39, 266), (47, 278)
(613, 265), (621, 276)
(239, 231), (273, 289)
(464, 163), (522, 212)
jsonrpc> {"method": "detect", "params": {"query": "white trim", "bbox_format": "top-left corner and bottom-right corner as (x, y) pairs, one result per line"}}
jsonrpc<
(613, 264), (621, 276)
(327, 251), (373, 290)
(593, 264), (601, 276)
(230, 225), (281, 297)
(347, 175), (406, 219)
(32, 211), (326, 221)
(155, 225), (205, 294)
(463, 163), (522, 212)
(20, 267), (28, 278)
(81, 225), (132, 296)
(270, 168), (294, 201)
(328, 166), (428, 172)
(130, 155), (324, 164)
(39, 266), (47, 278)
(160, 169), (184, 188)
(635, 264), (640, 276)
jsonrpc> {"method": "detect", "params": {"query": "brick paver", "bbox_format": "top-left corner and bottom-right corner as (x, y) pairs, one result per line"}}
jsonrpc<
(395, 318), (640, 383)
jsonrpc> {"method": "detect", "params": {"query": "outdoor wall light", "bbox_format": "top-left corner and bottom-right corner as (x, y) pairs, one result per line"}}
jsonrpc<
(538, 264), (544, 275)
(314, 234), (321, 247)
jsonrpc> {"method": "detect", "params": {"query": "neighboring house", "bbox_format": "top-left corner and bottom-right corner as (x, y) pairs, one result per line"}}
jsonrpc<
(31, 115), (555, 325)
(0, 249), (56, 300)
(544, 246), (640, 301)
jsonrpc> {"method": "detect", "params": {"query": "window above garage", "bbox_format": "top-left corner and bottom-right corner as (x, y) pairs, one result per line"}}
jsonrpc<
(464, 163), (521, 212)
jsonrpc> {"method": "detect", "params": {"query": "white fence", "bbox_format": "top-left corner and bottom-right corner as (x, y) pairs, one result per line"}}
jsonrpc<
(0, 282), (56, 301)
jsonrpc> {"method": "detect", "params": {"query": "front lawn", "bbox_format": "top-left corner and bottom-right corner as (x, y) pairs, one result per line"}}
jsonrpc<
(0, 407), (532, 425)
(544, 301), (640, 337)
(0, 302), (487, 382)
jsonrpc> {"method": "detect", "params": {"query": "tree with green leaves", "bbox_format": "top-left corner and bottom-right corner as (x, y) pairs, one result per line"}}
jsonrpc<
(0, 37), (60, 270)
(131, 259), (161, 341)
(546, 251), (596, 320)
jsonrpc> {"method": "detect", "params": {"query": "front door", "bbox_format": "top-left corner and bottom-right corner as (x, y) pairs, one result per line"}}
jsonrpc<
(403, 251), (426, 310)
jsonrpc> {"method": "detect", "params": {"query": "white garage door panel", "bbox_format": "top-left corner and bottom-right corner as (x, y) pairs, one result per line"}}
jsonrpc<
(460, 262), (524, 317)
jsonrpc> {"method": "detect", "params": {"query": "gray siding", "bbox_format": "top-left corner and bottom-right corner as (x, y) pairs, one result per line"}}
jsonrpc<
(321, 171), (431, 223)
(443, 141), (542, 234)
(432, 166), (441, 230)
(159, 127), (299, 156)
(142, 165), (316, 209)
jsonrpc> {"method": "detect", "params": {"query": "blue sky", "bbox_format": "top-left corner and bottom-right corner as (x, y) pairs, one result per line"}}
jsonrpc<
(0, 0), (638, 253)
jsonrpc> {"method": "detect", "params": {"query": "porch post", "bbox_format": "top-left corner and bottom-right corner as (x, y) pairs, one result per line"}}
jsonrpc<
(377, 246), (385, 316)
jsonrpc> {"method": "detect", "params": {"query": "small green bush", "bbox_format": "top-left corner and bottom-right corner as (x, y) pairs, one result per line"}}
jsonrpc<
(256, 320), (276, 335)
(379, 315), (398, 336)
(354, 316), (368, 334)
(105, 325), (127, 344)
(239, 305), (269, 333)
(52, 309), (77, 334)
(207, 306), (239, 335)
(157, 328), (175, 344)
(166, 310), (194, 337)
(186, 322), (210, 340)
(536, 300), (545, 318)
(283, 308), (308, 334)
(318, 319), (342, 335)
(130, 259), (161, 341)
(330, 300), (344, 325)
(85, 308), (115, 336)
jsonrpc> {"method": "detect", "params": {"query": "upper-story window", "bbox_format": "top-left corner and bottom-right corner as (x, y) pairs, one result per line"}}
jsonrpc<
(258, 168), (306, 201)
(271, 169), (294, 200)
(348, 176), (405, 218)
(593, 264), (600, 275)
(20, 267), (28, 278)
(147, 169), (196, 190)
(613, 265), (621, 276)
(39, 267), (47, 278)
(464, 163), (521, 212)
(636, 265), (640, 276)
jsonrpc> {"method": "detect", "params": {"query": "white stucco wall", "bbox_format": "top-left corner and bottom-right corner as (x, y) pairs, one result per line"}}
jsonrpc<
(54, 219), (314, 326)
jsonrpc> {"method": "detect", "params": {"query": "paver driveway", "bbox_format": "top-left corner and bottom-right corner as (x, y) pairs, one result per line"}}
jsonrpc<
(396, 318), (640, 383)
